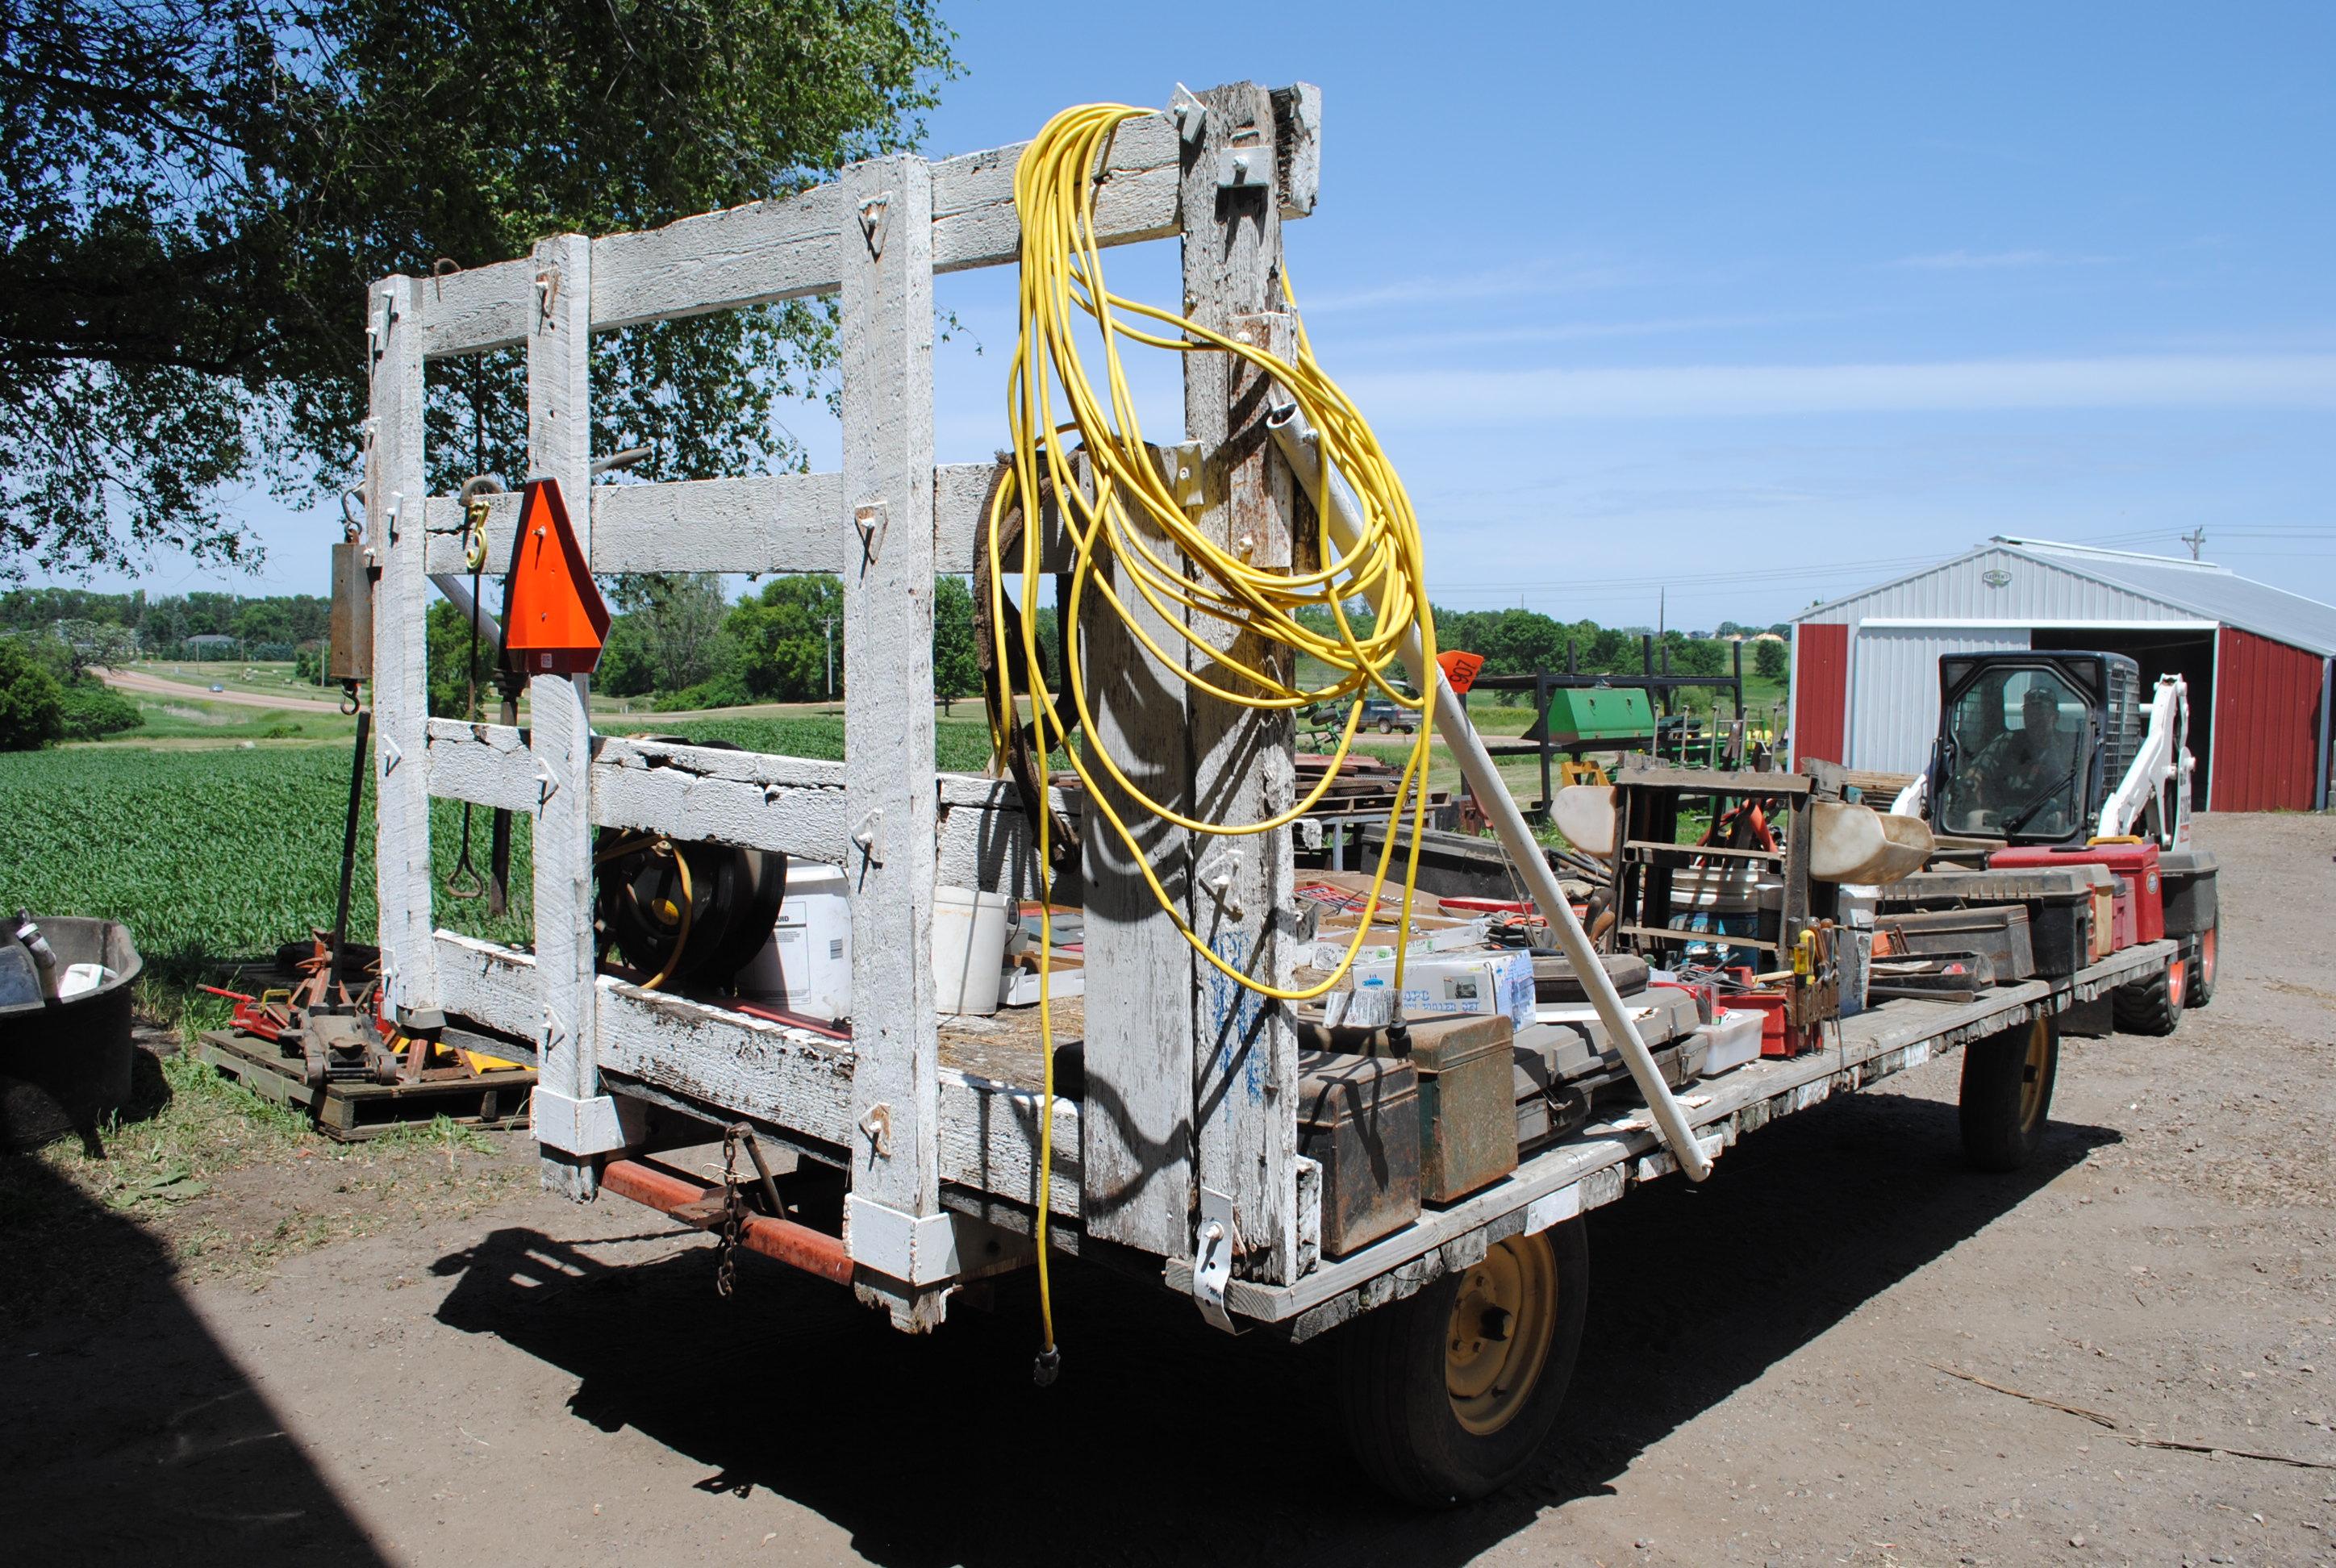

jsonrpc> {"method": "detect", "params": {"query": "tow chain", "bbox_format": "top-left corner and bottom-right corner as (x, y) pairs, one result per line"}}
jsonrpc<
(715, 1124), (746, 1298)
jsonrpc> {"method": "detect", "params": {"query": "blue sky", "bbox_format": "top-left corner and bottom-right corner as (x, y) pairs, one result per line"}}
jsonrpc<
(121, 2), (2335, 631)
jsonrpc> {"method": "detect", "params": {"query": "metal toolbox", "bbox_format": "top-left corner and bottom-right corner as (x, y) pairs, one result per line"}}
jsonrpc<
(1297, 1051), (1420, 1257)
(1872, 905), (2036, 982)
(1397, 1015), (1519, 1204)
(1872, 868), (2092, 978)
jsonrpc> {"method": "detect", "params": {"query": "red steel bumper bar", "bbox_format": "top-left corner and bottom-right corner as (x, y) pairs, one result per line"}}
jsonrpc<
(600, 1157), (855, 1287)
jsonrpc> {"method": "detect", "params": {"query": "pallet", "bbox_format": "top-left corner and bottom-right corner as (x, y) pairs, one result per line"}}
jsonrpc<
(197, 1028), (535, 1142)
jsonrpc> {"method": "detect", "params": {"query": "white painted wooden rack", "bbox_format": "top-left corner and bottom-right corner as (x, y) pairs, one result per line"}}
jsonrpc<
(363, 81), (1326, 1328)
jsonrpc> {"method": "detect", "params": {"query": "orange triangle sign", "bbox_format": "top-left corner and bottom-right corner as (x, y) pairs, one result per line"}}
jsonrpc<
(1438, 648), (1485, 695)
(498, 478), (609, 676)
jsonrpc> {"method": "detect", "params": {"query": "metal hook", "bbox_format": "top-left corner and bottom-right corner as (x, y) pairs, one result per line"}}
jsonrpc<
(340, 487), (365, 542)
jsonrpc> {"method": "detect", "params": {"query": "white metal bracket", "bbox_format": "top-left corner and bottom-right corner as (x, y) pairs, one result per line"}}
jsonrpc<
(1192, 1186), (1237, 1333)
(378, 734), (403, 776)
(534, 267), (562, 330)
(534, 757), (560, 807)
(851, 808), (885, 868)
(1217, 140), (1270, 192)
(846, 1195), (1028, 1286)
(1170, 83), (1208, 144)
(532, 1086), (638, 1157)
(857, 191), (894, 259)
(857, 1102), (893, 1160)
(853, 500), (889, 566)
(1158, 441), (1206, 509)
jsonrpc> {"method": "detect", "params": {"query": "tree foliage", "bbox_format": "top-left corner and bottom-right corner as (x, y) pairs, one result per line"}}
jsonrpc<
(1754, 637), (1787, 680)
(2, 0), (955, 580)
(0, 637), (65, 749)
(597, 573), (731, 697)
(727, 573), (843, 702)
(931, 573), (978, 710)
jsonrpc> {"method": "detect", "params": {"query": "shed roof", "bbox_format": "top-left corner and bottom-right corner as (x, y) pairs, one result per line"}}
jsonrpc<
(1796, 538), (2336, 658)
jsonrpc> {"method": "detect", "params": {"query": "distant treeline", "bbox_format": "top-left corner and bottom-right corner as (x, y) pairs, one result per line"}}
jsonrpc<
(0, 587), (330, 657)
(1296, 603), (1791, 688)
(0, 582), (1790, 717)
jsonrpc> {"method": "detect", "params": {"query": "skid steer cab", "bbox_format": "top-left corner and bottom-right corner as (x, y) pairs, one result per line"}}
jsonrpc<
(1924, 650), (2192, 851)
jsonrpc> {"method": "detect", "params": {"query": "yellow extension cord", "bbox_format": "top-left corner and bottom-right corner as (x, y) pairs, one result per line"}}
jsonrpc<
(988, 103), (1445, 1372)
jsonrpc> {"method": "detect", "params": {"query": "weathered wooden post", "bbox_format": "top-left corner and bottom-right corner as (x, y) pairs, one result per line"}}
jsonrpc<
(837, 155), (950, 1328)
(365, 274), (437, 1020)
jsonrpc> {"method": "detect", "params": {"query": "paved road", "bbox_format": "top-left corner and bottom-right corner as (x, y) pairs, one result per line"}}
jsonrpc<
(98, 665), (348, 714)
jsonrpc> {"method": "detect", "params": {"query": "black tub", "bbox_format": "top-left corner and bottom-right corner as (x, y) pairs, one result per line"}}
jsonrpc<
(0, 915), (144, 1149)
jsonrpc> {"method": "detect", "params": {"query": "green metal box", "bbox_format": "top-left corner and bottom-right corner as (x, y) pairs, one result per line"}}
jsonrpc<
(1543, 686), (1654, 743)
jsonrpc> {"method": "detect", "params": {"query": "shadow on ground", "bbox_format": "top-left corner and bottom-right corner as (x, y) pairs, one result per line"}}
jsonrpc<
(428, 1091), (2119, 1567)
(0, 1157), (389, 1565)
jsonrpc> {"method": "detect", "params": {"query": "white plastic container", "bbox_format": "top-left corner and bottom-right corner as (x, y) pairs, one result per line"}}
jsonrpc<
(738, 862), (853, 1022)
(932, 886), (1012, 1016)
(1696, 1007), (1765, 1075)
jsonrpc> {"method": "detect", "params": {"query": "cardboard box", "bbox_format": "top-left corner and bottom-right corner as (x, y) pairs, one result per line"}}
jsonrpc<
(1349, 948), (1534, 1032)
(1309, 913), (1488, 972)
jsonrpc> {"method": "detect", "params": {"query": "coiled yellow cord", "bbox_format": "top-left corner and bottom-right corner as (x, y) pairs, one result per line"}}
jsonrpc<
(993, 103), (1442, 1369)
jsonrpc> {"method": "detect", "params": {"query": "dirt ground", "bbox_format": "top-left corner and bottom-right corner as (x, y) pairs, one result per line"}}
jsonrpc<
(6, 812), (2334, 1566)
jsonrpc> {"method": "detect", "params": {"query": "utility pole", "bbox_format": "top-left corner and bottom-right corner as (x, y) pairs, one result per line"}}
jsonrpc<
(824, 615), (835, 699)
(2181, 527), (2206, 561)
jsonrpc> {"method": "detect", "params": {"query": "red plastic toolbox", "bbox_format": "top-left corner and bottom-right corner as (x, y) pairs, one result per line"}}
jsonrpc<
(1990, 841), (2163, 946)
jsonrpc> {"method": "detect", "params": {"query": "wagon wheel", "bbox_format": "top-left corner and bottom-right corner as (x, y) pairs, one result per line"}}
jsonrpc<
(1334, 1220), (1589, 1506)
(1958, 1012), (2060, 1171)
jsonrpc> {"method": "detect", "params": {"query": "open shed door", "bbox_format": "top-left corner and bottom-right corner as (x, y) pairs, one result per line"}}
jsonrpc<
(1849, 625), (2029, 775)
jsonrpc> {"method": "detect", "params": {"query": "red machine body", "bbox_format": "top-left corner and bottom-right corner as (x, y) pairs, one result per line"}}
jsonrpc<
(1991, 840), (2163, 948)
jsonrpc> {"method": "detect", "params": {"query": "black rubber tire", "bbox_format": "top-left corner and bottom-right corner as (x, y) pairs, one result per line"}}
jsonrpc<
(2184, 920), (2218, 1010)
(1377, 718), (1394, 734)
(1959, 1014), (2060, 1172)
(1335, 1221), (1589, 1508)
(1531, 953), (1651, 1003)
(2113, 959), (2184, 1036)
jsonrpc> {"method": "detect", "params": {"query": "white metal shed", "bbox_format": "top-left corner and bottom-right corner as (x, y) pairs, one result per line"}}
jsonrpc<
(1790, 538), (2336, 811)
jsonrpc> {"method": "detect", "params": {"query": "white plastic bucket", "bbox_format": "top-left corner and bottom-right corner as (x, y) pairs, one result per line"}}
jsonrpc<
(739, 862), (853, 1021)
(931, 885), (1012, 1016)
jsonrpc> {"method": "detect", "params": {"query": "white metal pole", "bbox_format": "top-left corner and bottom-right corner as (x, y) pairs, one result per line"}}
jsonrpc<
(1267, 406), (1713, 1182)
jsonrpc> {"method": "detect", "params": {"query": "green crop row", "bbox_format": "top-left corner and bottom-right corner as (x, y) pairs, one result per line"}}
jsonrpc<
(0, 715), (996, 969)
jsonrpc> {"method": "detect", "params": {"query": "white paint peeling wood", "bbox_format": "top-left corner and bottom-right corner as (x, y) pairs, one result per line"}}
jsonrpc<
(836, 156), (945, 1311)
(416, 261), (532, 358)
(591, 183), (848, 332)
(414, 113), (1197, 359)
(422, 727), (1041, 895)
(366, 275), (437, 1016)
(524, 232), (603, 1197)
(1183, 81), (1299, 1286)
(423, 719), (539, 814)
(423, 462), (1057, 578)
(930, 113), (1183, 274)
(435, 932), (540, 1042)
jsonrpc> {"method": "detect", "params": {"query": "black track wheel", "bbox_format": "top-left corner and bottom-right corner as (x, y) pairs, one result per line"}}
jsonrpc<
(2113, 957), (2185, 1036)
(2184, 921), (2218, 1009)
(1959, 1013), (2060, 1172)
(1335, 1221), (1588, 1507)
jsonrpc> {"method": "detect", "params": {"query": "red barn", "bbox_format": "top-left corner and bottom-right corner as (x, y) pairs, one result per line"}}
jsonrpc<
(1791, 538), (2336, 812)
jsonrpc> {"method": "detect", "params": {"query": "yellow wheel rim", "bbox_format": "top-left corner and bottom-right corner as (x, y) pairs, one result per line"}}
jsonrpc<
(1445, 1234), (1558, 1436)
(2016, 1016), (2052, 1130)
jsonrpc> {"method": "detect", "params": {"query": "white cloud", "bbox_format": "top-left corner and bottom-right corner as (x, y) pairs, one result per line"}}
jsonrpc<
(1894, 248), (2113, 270)
(1340, 354), (2336, 425)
